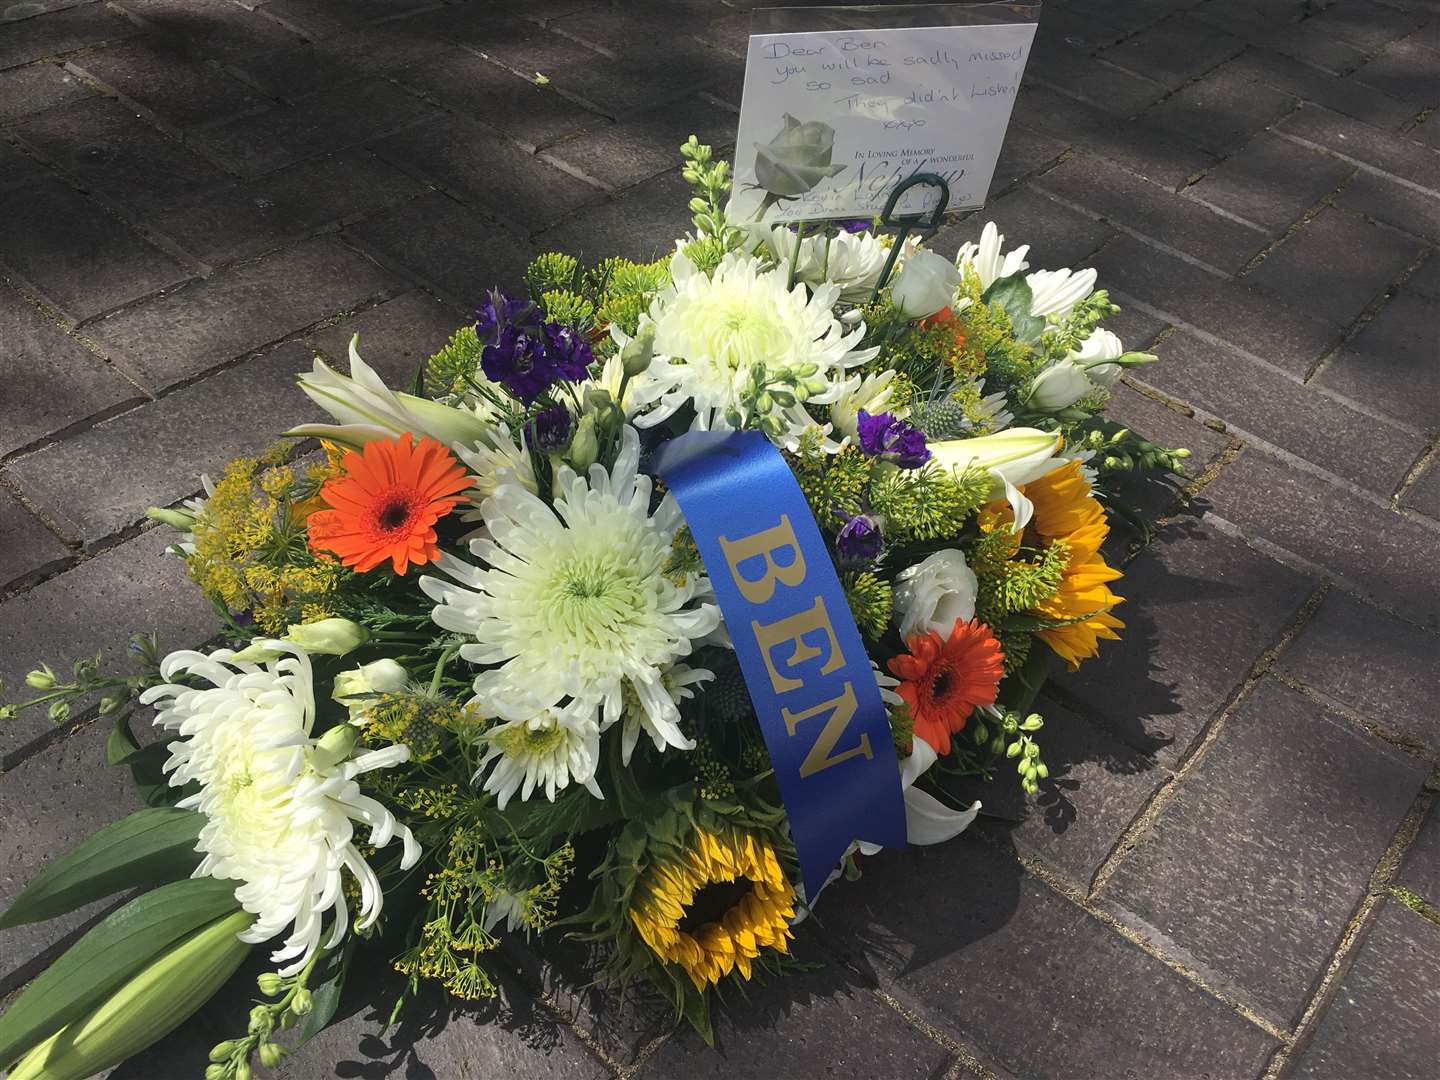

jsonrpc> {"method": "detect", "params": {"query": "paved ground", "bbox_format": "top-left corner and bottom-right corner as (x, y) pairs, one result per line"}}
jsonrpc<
(1, 0), (1438, 1076)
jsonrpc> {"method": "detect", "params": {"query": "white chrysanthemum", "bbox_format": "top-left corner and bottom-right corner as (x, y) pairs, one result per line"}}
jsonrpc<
(454, 421), (536, 508)
(476, 702), (602, 809)
(139, 642), (419, 975)
(420, 427), (722, 770)
(955, 221), (1031, 292)
(1027, 267), (1098, 320)
(830, 369), (904, 439)
(634, 249), (876, 434)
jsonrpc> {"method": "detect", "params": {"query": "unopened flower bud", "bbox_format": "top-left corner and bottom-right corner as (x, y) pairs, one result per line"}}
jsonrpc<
(290, 988), (313, 1016)
(236, 1062), (252, 1080)
(259, 1042), (285, 1068)
(257, 972), (286, 995)
(568, 413), (599, 471)
(205, 1065), (228, 1080)
(26, 666), (56, 690)
(285, 617), (369, 657)
(48, 701), (71, 722)
(248, 1005), (270, 1034)
(146, 506), (197, 531)
(210, 1040), (240, 1062)
(311, 724), (360, 771)
(620, 323), (656, 377)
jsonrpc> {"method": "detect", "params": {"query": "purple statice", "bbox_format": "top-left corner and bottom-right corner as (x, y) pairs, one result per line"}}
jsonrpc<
(835, 513), (884, 565)
(525, 403), (574, 453)
(475, 289), (540, 345)
(855, 409), (931, 469)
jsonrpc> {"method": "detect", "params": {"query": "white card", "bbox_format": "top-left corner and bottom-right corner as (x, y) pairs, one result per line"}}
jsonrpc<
(729, 20), (1038, 224)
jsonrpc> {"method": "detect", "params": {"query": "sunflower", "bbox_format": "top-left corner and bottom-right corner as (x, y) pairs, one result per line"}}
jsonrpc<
(629, 829), (794, 990)
(1022, 460), (1124, 669)
(307, 433), (470, 575)
(887, 619), (1004, 756)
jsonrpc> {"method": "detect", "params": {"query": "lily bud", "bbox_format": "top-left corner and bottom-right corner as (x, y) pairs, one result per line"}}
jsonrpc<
(620, 323), (656, 377)
(145, 506), (197, 531)
(228, 641), (285, 664)
(284, 617), (369, 657)
(8, 910), (253, 1080)
(1029, 362), (1092, 411)
(25, 666), (57, 690)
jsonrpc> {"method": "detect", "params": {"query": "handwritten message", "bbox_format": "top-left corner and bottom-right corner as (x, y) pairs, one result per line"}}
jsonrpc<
(729, 21), (1037, 223)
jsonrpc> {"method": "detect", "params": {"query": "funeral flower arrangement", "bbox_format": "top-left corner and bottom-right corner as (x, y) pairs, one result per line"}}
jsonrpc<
(0, 139), (1184, 1079)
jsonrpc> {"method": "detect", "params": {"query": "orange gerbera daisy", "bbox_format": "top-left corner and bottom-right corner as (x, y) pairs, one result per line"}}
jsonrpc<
(887, 619), (1005, 756)
(307, 433), (470, 575)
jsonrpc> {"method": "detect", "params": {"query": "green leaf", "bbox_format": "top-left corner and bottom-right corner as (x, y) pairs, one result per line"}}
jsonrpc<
(293, 941), (353, 1049)
(0, 877), (241, 1070)
(983, 272), (1046, 344)
(0, 807), (204, 931)
(679, 981), (715, 1046)
(104, 712), (141, 766)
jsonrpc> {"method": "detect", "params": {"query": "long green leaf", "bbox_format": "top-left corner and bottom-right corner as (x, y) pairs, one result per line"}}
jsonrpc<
(0, 808), (204, 930)
(0, 877), (241, 1070)
(294, 940), (353, 1049)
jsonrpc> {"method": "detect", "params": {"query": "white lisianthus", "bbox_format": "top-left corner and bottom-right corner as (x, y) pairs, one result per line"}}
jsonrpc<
(284, 617), (368, 656)
(1029, 361), (1094, 412)
(634, 250), (875, 436)
(1027, 267), (1098, 320)
(139, 642), (419, 975)
(890, 248), (963, 319)
(286, 336), (493, 451)
(955, 221), (1031, 292)
(332, 658), (410, 721)
(1068, 327), (1125, 388)
(893, 549), (979, 640)
(929, 428), (1064, 531)
(476, 702), (602, 809)
(420, 427), (722, 772)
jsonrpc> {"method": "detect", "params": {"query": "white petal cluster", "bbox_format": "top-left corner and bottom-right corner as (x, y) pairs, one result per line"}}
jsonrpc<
(955, 221), (1031, 292)
(140, 642), (419, 975)
(755, 225), (890, 303)
(420, 427), (723, 801)
(1027, 267), (1098, 320)
(893, 549), (979, 640)
(633, 249), (876, 436)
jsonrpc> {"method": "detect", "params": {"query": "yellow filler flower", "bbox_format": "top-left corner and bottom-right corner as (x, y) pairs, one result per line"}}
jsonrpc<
(629, 829), (794, 990)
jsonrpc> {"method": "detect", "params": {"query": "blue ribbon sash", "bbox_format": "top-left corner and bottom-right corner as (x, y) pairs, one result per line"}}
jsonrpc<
(651, 430), (907, 899)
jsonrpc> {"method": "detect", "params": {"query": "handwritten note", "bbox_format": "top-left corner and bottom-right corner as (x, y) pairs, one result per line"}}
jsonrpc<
(729, 21), (1037, 223)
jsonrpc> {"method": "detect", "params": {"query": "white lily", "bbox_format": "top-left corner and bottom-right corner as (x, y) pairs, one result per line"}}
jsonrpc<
(286, 336), (494, 451)
(1027, 267), (1098, 320)
(1029, 361), (1093, 411)
(928, 427), (1064, 531)
(955, 221), (1031, 292)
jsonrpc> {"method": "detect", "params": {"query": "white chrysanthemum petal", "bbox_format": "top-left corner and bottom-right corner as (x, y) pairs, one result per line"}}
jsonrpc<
(143, 641), (417, 975)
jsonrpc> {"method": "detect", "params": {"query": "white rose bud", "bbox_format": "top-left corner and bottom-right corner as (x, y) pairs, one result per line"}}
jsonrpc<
(284, 617), (369, 657)
(1029, 362), (1093, 411)
(332, 658), (409, 720)
(890, 249), (963, 319)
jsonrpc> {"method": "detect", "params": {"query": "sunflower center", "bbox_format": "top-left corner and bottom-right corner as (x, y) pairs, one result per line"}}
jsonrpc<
(677, 878), (753, 935)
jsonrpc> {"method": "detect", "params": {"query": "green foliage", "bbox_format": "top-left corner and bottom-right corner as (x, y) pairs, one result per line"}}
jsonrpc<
(591, 256), (670, 337)
(425, 325), (484, 397)
(868, 463), (990, 542)
(525, 252), (579, 298)
(973, 531), (1069, 626)
(0, 808), (204, 930)
(539, 288), (595, 332)
(789, 437), (873, 522)
(680, 135), (744, 253)
(843, 571), (892, 642)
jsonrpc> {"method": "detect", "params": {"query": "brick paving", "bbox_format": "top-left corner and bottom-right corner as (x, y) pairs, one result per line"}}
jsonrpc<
(1, 0), (1438, 1076)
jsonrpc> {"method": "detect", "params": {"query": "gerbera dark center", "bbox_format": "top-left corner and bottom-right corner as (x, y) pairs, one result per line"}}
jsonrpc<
(931, 671), (952, 700)
(677, 878), (753, 935)
(377, 498), (413, 532)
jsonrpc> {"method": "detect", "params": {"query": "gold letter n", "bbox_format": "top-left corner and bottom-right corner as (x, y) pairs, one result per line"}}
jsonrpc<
(782, 681), (874, 779)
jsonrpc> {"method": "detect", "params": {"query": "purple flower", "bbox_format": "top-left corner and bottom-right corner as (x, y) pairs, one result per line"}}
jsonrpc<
(855, 410), (931, 469)
(541, 323), (594, 383)
(525, 404), (574, 453)
(834, 218), (874, 234)
(481, 325), (553, 403)
(475, 289), (540, 345)
(836, 514), (884, 564)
